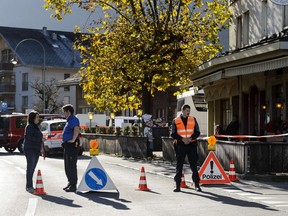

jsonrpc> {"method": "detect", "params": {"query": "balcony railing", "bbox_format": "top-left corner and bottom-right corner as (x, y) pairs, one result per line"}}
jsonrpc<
(0, 83), (16, 93)
(0, 63), (14, 71)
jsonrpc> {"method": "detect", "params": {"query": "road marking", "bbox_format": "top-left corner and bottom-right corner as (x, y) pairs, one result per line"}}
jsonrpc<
(15, 166), (26, 175)
(25, 198), (38, 216)
(262, 201), (288, 204)
(223, 189), (241, 193)
(275, 204), (288, 207)
(0, 159), (14, 164)
(248, 196), (273, 200)
(234, 192), (254, 196)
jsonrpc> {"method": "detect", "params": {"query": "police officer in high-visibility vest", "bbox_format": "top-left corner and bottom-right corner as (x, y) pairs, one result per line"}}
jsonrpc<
(171, 104), (202, 192)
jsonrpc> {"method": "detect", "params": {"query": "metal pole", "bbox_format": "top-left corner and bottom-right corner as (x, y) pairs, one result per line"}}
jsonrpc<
(13, 38), (46, 113)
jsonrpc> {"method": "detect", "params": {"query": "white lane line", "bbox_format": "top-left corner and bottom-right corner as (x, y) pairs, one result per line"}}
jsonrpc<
(234, 192), (254, 196)
(248, 196), (274, 200)
(0, 159), (14, 165)
(15, 166), (26, 175)
(262, 201), (288, 204)
(25, 198), (38, 216)
(223, 189), (241, 193)
(275, 204), (288, 207)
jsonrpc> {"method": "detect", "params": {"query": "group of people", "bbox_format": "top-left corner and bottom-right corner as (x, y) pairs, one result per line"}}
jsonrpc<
(24, 104), (80, 193)
(24, 103), (202, 193)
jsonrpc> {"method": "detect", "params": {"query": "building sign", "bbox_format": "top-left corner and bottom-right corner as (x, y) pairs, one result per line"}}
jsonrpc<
(0, 101), (8, 112)
(271, 0), (288, 5)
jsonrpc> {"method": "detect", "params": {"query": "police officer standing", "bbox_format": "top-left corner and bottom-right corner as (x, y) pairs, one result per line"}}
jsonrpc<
(62, 104), (80, 192)
(171, 104), (202, 192)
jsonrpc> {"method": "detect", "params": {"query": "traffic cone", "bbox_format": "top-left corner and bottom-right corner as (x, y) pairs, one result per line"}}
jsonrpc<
(34, 169), (47, 195)
(136, 166), (150, 191)
(229, 159), (239, 182)
(180, 171), (189, 188)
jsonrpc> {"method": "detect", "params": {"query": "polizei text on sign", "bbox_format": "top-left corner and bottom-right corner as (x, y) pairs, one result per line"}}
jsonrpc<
(202, 174), (223, 179)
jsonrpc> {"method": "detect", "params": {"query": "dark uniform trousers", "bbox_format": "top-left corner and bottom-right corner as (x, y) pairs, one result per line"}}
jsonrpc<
(174, 142), (200, 187)
(63, 142), (79, 186)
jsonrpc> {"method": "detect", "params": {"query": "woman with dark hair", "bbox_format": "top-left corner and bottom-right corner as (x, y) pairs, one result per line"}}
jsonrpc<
(23, 110), (43, 193)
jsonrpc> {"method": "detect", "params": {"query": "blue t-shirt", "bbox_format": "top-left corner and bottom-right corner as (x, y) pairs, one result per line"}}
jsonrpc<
(62, 115), (80, 142)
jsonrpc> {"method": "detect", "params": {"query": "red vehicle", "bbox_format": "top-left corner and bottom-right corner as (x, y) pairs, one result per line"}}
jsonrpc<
(0, 114), (64, 153)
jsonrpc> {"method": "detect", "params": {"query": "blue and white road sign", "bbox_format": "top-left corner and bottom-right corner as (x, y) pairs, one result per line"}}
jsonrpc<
(77, 156), (117, 193)
(85, 168), (107, 190)
(0, 101), (8, 112)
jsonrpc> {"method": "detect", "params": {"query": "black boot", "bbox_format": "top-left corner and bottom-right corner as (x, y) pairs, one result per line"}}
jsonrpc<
(194, 182), (202, 192)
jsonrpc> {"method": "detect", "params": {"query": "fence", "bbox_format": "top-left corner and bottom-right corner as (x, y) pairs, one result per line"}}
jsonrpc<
(162, 137), (288, 174)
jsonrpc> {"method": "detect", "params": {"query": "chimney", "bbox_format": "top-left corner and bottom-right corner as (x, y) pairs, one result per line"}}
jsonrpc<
(42, 27), (48, 36)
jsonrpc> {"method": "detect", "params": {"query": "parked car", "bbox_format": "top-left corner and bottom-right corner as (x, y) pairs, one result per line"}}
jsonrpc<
(40, 119), (84, 156)
(0, 114), (64, 153)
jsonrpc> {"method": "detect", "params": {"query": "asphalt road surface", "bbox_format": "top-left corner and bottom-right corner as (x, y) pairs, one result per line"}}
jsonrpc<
(0, 149), (288, 216)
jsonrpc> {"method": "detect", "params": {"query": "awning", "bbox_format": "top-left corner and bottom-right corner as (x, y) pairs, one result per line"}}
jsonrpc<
(192, 71), (223, 87)
(225, 56), (288, 77)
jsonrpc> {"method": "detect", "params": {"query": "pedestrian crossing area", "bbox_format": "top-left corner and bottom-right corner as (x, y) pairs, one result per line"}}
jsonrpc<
(215, 185), (288, 210)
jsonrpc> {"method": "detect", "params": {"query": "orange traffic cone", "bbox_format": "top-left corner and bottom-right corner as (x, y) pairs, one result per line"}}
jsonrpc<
(34, 169), (47, 195)
(229, 159), (239, 182)
(180, 171), (189, 188)
(136, 166), (150, 191)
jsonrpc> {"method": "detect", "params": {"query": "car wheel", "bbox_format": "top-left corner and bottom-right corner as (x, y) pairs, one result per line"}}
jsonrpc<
(4, 147), (16, 153)
(18, 140), (24, 153)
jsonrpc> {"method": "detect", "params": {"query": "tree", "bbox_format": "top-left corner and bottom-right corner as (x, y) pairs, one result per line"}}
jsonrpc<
(30, 78), (63, 113)
(44, 0), (231, 114)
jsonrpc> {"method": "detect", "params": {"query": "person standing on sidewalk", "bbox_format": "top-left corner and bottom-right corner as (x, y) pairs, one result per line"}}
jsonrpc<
(62, 104), (80, 192)
(23, 111), (43, 193)
(171, 104), (202, 192)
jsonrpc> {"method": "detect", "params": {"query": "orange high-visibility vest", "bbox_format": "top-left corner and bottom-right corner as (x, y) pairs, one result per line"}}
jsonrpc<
(174, 116), (196, 138)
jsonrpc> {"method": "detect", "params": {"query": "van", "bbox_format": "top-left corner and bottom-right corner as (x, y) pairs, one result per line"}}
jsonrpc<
(0, 114), (64, 153)
(176, 87), (208, 136)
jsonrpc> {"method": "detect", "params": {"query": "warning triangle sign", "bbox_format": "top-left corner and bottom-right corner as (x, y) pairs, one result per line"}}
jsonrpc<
(199, 151), (230, 184)
(77, 156), (118, 193)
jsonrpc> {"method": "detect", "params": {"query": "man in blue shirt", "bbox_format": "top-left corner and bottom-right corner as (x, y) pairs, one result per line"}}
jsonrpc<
(62, 104), (80, 192)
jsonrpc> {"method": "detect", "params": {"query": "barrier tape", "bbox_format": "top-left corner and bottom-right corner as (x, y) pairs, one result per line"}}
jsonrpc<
(214, 133), (288, 139)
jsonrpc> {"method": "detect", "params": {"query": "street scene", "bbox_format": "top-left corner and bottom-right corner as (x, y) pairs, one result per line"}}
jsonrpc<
(0, 148), (288, 216)
(1, 0), (288, 216)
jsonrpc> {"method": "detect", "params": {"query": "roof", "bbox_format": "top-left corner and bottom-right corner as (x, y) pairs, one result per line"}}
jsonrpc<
(0, 26), (82, 69)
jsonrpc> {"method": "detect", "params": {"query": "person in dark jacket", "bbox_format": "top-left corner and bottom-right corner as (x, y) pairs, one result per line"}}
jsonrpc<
(23, 111), (43, 193)
(171, 104), (202, 192)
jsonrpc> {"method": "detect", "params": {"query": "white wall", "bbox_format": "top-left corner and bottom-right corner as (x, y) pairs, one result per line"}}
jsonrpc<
(0, 0), (102, 31)
(14, 65), (77, 113)
(229, 0), (285, 50)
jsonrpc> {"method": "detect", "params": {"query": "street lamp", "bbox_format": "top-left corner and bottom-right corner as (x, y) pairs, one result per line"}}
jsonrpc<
(88, 112), (94, 132)
(11, 38), (46, 113)
(109, 112), (115, 127)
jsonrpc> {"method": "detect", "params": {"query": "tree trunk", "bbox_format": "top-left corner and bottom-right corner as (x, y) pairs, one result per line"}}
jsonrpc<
(141, 86), (153, 115)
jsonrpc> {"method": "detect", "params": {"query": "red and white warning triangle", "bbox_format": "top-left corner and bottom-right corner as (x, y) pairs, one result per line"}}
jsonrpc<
(199, 151), (230, 184)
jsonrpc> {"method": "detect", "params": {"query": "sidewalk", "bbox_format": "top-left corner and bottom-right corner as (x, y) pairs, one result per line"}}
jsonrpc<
(83, 151), (288, 184)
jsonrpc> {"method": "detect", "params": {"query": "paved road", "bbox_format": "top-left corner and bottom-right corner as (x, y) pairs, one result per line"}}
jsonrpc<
(0, 149), (288, 216)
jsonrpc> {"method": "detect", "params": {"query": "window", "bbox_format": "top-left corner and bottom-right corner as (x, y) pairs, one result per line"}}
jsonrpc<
(236, 16), (242, 48)
(22, 96), (28, 111)
(177, 99), (185, 112)
(284, 6), (288, 28)
(262, 1), (268, 37)
(63, 96), (70, 104)
(243, 11), (249, 46)
(1, 49), (13, 63)
(192, 93), (207, 112)
(64, 73), (70, 91)
(22, 73), (28, 91)
(16, 117), (27, 129)
(221, 99), (231, 129)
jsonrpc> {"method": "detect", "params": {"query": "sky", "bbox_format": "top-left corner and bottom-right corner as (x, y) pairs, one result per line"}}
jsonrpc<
(0, 0), (101, 32)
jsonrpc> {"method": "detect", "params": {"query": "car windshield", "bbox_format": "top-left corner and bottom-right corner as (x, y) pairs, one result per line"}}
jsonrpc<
(50, 122), (66, 131)
(0, 117), (9, 129)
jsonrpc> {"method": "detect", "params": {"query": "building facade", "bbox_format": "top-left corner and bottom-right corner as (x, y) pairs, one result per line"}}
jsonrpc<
(0, 26), (81, 114)
(191, 0), (288, 137)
